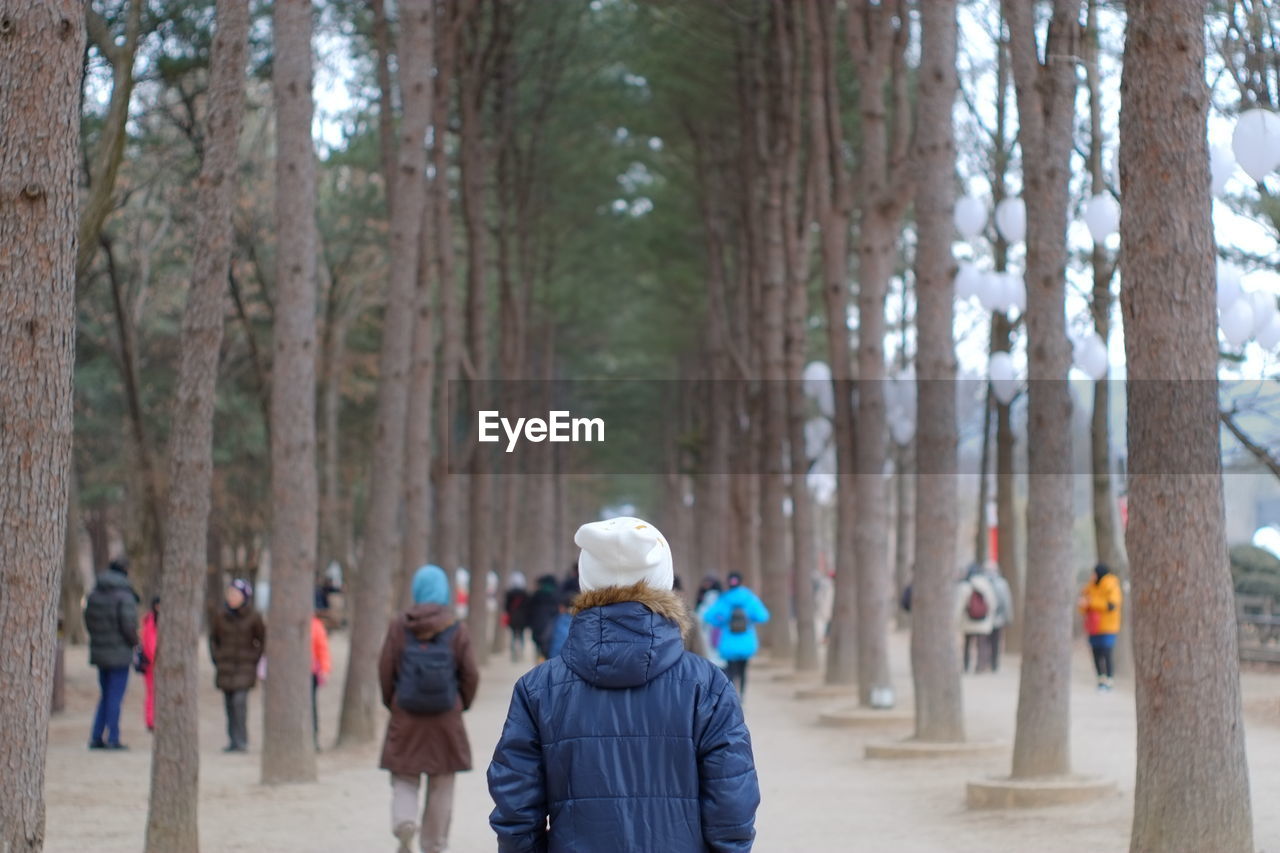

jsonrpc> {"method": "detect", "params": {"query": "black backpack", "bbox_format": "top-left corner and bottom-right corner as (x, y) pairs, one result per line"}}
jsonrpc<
(729, 606), (749, 634)
(395, 624), (459, 715)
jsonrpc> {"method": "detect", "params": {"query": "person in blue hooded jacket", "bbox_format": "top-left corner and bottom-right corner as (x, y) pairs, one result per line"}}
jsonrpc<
(704, 572), (770, 696)
(488, 516), (759, 853)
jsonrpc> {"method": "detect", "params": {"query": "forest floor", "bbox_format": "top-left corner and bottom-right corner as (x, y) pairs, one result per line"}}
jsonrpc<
(44, 626), (1280, 853)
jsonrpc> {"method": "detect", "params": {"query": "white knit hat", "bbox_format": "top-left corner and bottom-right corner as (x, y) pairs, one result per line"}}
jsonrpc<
(574, 516), (674, 592)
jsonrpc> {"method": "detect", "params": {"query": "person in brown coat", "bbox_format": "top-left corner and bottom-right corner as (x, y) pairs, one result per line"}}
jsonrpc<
(379, 564), (480, 853)
(209, 579), (266, 753)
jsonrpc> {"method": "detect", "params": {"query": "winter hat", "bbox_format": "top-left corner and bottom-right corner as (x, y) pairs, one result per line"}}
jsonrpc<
(230, 578), (253, 601)
(727, 572), (743, 588)
(412, 564), (450, 606)
(574, 516), (674, 592)
(508, 571), (527, 590)
(108, 558), (129, 576)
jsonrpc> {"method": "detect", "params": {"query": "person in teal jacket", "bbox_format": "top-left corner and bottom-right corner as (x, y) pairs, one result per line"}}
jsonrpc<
(705, 573), (770, 696)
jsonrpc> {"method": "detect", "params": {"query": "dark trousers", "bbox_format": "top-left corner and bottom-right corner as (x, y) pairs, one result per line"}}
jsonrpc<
(311, 674), (319, 745)
(92, 666), (130, 746)
(963, 634), (988, 672)
(223, 689), (249, 749)
(987, 627), (1004, 672)
(724, 659), (748, 695)
(1089, 635), (1116, 679)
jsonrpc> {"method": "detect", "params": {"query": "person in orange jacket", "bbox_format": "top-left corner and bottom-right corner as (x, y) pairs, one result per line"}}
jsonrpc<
(1079, 563), (1123, 691)
(312, 611), (332, 749)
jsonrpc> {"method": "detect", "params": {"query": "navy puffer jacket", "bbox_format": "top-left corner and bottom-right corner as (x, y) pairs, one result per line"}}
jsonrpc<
(488, 582), (759, 853)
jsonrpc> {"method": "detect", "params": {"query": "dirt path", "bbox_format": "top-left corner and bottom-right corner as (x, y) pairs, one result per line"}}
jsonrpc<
(45, 629), (1280, 852)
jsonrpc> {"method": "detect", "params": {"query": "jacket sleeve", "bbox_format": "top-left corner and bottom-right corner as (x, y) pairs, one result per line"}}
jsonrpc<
(378, 619), (400, 709)
(209, 614), (221, 664)
(696, 672), (760, 852)
(488, 678), (548, 853)
(118, 593), (140, 648)
(749, 592), (770, 625)
(253, 612), (266, 659)
(704, 597), (727, 628)
(454, 622), (481, 711)
(1106, 577), (1122, 611)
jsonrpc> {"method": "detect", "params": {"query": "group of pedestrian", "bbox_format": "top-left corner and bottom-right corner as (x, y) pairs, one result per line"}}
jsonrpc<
(502, 569), (576, 663)
(957, 563), (1014, 673)
(83, 562), (333, 754)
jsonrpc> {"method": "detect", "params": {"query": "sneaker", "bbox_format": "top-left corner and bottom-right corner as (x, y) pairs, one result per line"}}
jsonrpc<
(106, 742), (129, 750)
(89, 740), (107, 750)
(393, 821), (415, 853)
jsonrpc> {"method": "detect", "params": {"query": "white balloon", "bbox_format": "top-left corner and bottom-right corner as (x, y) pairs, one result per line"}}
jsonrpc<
(889, 414), (915, 446)
(1259, 316), (1280, 350)
(1082, 193), (1120, 244)
(804, 417), (832, 460)
(1072, 331), (1109, 381)
(954, 195), (987, 241)
(995, 198), (1026, 244)
(1250, 289), (1278, 337)
(1220, 298), (1255, 348)
(988, 351), (1019, 405)
(977, 271), (1006, 313)
(1211, 145), (1237, 197)
(1231, 109), (1280, 182)
(954, 263), (984, 301)
(1218, 260), (1244, 312)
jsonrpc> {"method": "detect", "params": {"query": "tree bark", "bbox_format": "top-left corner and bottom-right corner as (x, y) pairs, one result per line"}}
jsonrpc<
(1121, 3), (1254, 849)
(403, 195), (438, 599)
(910, 0), (964, 743)
(892, 442), (914, 632)
(261, 0), (321, 785)
(62, 469), (88, 645)
(804, 0), (858, 686)
(1004, 0), (1081, 780)
(339, 0), (434, 743)
(0, 6), (82, 849)
(142, 0), (249, 846)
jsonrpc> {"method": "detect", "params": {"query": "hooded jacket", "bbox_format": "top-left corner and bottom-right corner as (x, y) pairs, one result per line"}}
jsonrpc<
(209, 603), (266, 692)
(83, 568), (140, 669)
(704, 585), (770, 662)
(1079, 567), (1123, 635)
(378, 603), (480, 776)
(488, 582), (759, 853)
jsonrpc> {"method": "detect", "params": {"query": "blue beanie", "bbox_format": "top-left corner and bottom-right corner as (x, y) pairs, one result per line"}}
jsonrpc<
(411, 565), (450, 606)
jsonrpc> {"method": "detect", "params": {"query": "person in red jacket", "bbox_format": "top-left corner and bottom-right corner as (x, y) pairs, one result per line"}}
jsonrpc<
(139, 597), (159, 731)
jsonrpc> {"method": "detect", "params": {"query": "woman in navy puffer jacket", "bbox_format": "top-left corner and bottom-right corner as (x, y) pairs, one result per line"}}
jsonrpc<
(488, 517), (759, 853)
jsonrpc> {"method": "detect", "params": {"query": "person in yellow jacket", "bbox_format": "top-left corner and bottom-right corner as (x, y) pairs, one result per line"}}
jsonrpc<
(1079, 563), (1123, 691)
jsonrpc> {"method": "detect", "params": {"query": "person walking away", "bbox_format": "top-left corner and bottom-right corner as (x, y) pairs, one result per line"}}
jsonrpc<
(209, 579), (265, 752)
(489, 517), (759, 852)
(984, 564), (1014, 673)
(503, 571), (531, 662)
(695, 575), (726, 669)
(705, 572), (770, 696)
(83, 558), (140, 750)
(1079, 562), (1123, 690)
(527, 573), (561, 661)
(542, 593), (574, 659)
(139, 597), (159, 731)
(380, 565), (481, 853)
(311, 609), (332, 749)
(957, 565), (997, 673)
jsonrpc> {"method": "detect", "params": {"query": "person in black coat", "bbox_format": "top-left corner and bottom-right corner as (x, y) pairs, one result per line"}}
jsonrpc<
(489, 517), (758, 852)
(526, 574), (561, 660)
(83, 558), (140, 750)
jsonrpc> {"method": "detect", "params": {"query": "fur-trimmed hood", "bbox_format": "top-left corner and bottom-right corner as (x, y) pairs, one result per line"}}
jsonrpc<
(563, 582), (691, 689)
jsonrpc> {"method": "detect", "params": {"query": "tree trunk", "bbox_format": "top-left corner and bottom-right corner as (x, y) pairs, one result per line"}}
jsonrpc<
(804, 0), (858, 686)
(910, 0), (963, 742)
(1120, 4), (1254, 849)
(339, 0), (434, 744)
(261, 0), (320, 785)
(62, 469), (88, 645)
(142, 0), (248, 847)
(1005, 0), (1081, 780)
(892, 443), (914, 632)
(994, 339), (1023, 653)
(403, 203), (438, 602)
(786, 309), (819, 672)
(0, 6), (82, 849)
